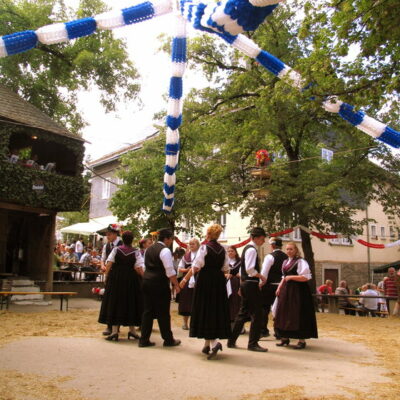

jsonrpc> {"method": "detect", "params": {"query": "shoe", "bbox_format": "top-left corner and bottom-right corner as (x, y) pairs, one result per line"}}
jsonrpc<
(276, 339), (290, 347)
(207, 342), (223, 360)
(182, 325), (189, 331)
(202, 345), (210, 355)
(227, 340), (237, 348)
(248, 344), (268, 352)
(293, 341), (306, 350)
(128, 331), (140, 340)
(139, 341), (155, 347)
(163, 339), (181, 347)
(105, 333), (119, 342)
(102, 330), (111, 336)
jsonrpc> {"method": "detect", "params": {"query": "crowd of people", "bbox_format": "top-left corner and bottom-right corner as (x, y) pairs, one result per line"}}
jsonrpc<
(318, 266), (400, 317)
(53, 239), (103, 281)
(97, 223), (319, 360)
(55, 224), (399, 360)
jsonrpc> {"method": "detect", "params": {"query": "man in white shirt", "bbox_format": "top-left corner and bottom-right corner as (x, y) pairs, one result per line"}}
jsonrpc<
(139, 228), (181, 347)
(228, 227), (268, 352)
(75, 238), (84, 260)
(359, 284), (379, 317)
(260, 237), (288, 338)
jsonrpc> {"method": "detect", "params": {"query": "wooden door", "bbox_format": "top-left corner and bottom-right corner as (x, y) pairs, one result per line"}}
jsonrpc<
(324, 268), (339, 290)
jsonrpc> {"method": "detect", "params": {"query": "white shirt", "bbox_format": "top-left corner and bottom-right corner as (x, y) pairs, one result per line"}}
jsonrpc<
(359, 289), (379, 310)
(144, 241), (176, 278)
(75, 241), (83, 253)
(101, 237), (121, 262)
(260, 249), (282, 280)
(106, 247), (144, 268)
(244, 241), (259, 278)
(192, 243), (229, 272)
(283, 258), (312, 280)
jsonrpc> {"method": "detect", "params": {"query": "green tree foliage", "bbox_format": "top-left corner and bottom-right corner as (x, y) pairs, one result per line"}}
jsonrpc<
(300, 0), (400, 123)
(0, 0), (140, 133)
(110, 1), (400, 286)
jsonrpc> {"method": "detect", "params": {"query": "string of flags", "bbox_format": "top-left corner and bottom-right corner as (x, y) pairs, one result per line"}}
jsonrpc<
(1, 0), (399, 214)
(174, 225), (400, 249)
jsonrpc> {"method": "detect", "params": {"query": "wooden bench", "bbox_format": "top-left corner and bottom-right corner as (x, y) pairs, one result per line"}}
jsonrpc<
(338, 306), (389, 317)
(0, 291), (77, 311)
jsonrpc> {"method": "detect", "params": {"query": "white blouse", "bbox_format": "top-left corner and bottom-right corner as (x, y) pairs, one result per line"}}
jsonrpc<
(106, 247), (144, 269)
(283, 258), (312, 280)
(192, 244), (229, 272)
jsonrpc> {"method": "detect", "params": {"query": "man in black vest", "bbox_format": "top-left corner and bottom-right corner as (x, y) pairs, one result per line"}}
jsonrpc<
(260, 237), (288, 338)
(139, 228), (181, 347)
(228, 227), (268, 352)
(100, 224), (123, 336)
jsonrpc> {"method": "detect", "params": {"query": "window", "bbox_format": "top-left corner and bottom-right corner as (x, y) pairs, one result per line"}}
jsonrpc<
(321, 148), (333, 162)
(293, 228), (301, 241)
(330, 234), (352, 246)
(102, 179), (111, 199)
(380, 227), (386, 238)
(370, 225), (377, 238)
(389, 226), (396, 239)
(219, 214), (227, 239)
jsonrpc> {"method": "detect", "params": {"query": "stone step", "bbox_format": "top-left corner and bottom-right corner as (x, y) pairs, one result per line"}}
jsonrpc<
(11, 294), (44, 301)
(12, 300), (52, 306)
(11, 285), (41, 292)
(11, 280), (36, 286)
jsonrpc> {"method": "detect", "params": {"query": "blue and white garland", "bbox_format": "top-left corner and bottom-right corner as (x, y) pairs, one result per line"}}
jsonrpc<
(1, 0), (399, 213)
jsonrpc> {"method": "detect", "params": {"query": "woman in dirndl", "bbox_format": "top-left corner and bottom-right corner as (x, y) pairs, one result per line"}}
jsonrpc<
(178, 238), (200, 330)
(274, 242), (318, 349)
(226, 246), (242, 327)
(182, 224), (231, 359)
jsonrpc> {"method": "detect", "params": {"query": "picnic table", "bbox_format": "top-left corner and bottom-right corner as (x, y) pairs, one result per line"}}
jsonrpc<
(316, 293), (398, 314)
(0, 291), (77, 311)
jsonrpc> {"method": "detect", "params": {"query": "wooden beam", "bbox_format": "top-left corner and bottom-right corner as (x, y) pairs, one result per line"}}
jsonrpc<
(0, 201), (56, 215)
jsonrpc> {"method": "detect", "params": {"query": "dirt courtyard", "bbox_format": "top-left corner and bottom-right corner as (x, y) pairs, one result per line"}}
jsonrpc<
(0, 299), (399, 400)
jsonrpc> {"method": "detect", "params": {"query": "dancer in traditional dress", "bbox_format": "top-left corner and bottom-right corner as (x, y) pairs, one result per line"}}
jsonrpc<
(260, 237), (288, 338)
(178, 238), (200, 330)
(98, 231), (144, 341)
(100, 224), (123, 336)
(226, 246), (242, 329)
(139, 228), (181, 347)
(275, 242), (318, 349)
(184, 224), (231, 359)
(228, 227), (268, 352)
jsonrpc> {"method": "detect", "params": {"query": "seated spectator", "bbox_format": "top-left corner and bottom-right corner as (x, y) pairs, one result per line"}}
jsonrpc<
(319, 280), (334, 295)
(359, 283), (379, 317)
(80, 249), (101, 281)
(318, 280), (333, 312)
(335, 280), (356, 315)
(60, 247), (79, 281)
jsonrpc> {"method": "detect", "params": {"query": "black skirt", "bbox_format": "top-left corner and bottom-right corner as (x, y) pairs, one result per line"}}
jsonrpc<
(178, 284), (193, 316)
(190, 267), (231, 339)
(98, 264), (143, 326)
(274, 280), (318, 339)
(228, 275), (241, 321)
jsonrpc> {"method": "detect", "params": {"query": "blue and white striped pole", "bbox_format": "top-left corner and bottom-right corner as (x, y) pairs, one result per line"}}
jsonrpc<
(163, 13), (187, 213)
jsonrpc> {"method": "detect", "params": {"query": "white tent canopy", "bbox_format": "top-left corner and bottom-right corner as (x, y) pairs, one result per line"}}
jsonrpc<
(59, 216), (123, 236)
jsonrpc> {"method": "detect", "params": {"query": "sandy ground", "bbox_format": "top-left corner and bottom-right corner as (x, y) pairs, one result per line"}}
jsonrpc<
(0, 299), (399, 400)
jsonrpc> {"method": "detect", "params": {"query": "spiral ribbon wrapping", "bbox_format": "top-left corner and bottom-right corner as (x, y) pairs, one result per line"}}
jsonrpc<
(1, 0), (399, 214)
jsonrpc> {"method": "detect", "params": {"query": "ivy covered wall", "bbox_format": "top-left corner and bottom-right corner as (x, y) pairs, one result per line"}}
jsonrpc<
(0, 126), (85, 211)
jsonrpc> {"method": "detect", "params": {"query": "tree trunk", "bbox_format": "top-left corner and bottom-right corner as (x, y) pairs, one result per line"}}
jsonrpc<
(300, 227), (316, 293)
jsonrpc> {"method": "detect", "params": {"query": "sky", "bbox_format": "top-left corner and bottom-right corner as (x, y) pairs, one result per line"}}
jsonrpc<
(74, 0), (208, 161)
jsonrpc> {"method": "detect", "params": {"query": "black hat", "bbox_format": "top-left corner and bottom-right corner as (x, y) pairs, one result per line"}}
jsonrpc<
(250, 227), (267, 237)
(158, 228), (174, 241)
(269, 237), (283, 247)
(106, 223), (121, 233)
